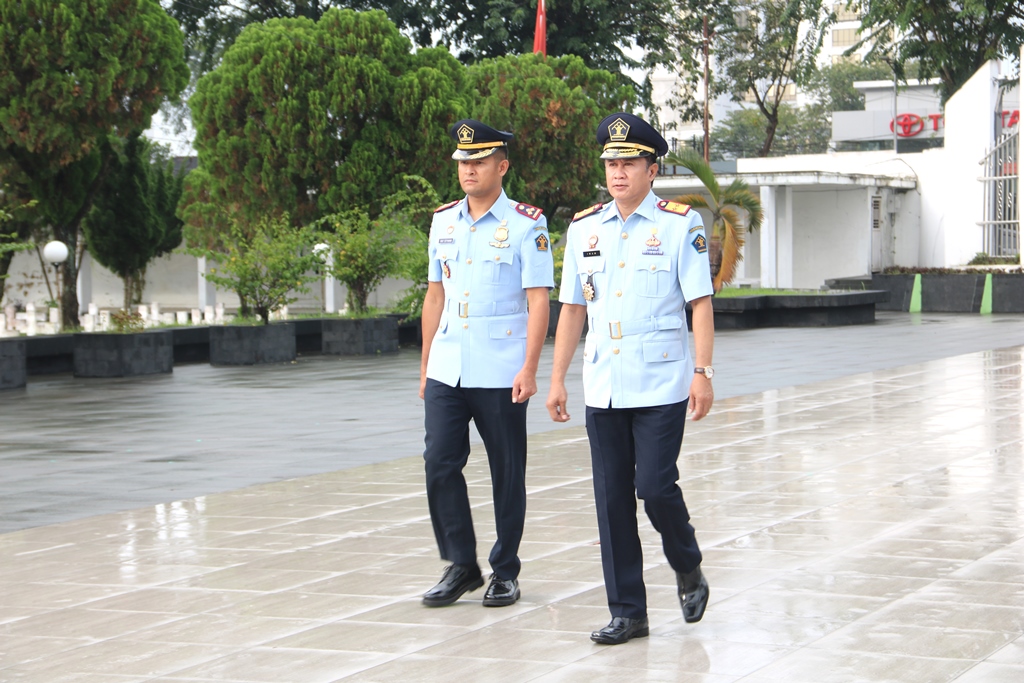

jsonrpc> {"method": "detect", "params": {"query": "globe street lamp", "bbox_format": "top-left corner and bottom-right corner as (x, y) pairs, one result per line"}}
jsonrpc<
(42, 240), (69, 330)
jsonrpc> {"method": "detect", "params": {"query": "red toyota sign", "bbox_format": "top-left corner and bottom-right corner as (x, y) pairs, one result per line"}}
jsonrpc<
(890, 113), (925, 137)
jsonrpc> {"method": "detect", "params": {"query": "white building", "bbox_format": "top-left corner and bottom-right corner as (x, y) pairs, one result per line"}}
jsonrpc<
(655, 58), (1021, 289)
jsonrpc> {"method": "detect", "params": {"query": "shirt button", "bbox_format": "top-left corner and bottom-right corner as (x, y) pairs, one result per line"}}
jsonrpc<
(613, 347), (620, 354)
(618, 261), (625, 268)
(588, 269), (593, 274)
(506, 329), (511, 336)
(494, 256), (501, 261)
(470, 226), (476, 232)
(463, 323), (469, 329)
(650, 265), (657, 271)
(463, 291), (469, 296)
(621, 232), (628, 239)
(662, 352), (668, 358)
(466, 258), (472, 264)
(616, 290), (622, 297)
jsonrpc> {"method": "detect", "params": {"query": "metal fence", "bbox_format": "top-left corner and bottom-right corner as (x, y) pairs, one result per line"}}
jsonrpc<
(979, 128), (1019, 257)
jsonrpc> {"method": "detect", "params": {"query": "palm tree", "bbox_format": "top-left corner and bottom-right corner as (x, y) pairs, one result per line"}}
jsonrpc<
(663, 149), (763, 292)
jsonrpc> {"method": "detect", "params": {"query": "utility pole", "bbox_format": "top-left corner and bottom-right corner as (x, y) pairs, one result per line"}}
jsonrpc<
(703, 16), (710, 162)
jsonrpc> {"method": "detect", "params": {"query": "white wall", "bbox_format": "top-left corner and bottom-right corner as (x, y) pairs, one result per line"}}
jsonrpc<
(791, 187), (869, 287)
(2, 249), (413, 315)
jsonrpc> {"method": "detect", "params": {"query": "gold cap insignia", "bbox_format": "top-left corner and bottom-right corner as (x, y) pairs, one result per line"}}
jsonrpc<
(457, 124), (474, 145)
(608, 118), (630, 142)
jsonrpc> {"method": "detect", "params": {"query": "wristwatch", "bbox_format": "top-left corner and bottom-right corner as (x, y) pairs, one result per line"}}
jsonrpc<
(694, 366), (714, 380)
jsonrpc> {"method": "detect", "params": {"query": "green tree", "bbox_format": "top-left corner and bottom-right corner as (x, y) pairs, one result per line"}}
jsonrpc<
(168, 0), (685, 104)
(468, 53), (636, 235)
(180, 9), (467, 247)
(710, 105), (831, 159)
(804, 58), (894, 112)
(664, 149), (763, 291)
(82, 136), (189, 310)
(0, 0), (189, 327)
(854, 0), (1024, 103)
(717, 0), (832, 157)
(195, 215), (321, 324)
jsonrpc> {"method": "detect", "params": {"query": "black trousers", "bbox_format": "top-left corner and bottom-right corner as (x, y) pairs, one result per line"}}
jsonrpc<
(585, 400), (702, 619)
(423, 379), (528, 580)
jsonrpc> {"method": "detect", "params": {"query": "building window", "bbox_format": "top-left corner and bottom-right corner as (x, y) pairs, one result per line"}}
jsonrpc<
(766, 83), (797, 102)
(832, 28), (860, 47)
(833, 2), (860, 22)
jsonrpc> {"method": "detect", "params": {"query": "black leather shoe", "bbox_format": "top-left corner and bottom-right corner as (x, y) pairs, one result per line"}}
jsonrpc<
(677, 566), (709, 623)
(590, 616), (650, 645)
(422, 564), (483, 607)
(482, 575), (520, 607)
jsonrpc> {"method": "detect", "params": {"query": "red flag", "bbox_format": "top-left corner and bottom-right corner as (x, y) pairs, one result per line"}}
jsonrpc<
(533, 0), (547, 56)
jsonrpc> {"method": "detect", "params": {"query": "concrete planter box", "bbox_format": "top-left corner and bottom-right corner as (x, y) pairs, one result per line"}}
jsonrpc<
(921, 274), (987, 313)
(73, 330), (173, 378)
(321, 317), (398, 355)
(209, 323), (296, 365)
(992, 274), (1024, 313)
(871, 274), (917, 311)
(710, 290), (889, 328)
(0, 338), (27, 390)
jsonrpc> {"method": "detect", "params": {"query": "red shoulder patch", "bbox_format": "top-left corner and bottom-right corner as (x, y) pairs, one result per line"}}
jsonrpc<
(434, 199), (462, 214)
(657, 200), (691, 216)
(572, 203), (603, 223)
(514, 202), (544, 220)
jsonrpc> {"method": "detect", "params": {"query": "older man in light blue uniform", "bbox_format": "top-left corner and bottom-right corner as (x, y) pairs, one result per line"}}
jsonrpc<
(420, 119), (553, 608)
(547, 113), (715, 644)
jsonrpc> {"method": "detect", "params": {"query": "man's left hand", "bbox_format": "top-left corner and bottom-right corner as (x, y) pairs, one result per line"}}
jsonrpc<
(512, 371), (537, 404)
(688, 375), (714, 420)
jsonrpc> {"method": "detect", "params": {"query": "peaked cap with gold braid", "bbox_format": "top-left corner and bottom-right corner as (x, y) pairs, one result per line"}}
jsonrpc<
(596, 112), (669, 160)
(450, 119), (514, 160)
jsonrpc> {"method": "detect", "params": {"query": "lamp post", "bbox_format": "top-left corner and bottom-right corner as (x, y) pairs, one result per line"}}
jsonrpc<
(42, 240), (69, 331)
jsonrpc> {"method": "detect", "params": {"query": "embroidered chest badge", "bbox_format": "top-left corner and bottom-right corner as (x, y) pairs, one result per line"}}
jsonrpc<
(490, 221), (510, 248)
(692, 234), (708, 254)
(643, 228), (663, 256)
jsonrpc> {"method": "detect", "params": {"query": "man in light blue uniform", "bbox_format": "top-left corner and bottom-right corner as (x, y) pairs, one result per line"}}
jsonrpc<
(420, 119), (553, 608)
(547, 113), (715, 644)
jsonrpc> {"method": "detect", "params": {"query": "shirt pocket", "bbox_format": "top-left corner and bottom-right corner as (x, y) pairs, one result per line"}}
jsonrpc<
(642, 339), (685, 363)
(577, 256), (606, 299)
(434, 246), (460, 280)
(582, 335), (598, 363)
(482, 249), (517, 285)
(488, 320), (527, 339)
(634, 256), (673, 298)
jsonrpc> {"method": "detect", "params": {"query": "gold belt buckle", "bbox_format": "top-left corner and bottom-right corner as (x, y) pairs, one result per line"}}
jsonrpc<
(609, 321), (622, 339)
(459, 301), (469, 318)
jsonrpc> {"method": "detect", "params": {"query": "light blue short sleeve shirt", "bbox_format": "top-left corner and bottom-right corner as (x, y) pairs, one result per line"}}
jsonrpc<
(559, 190), (713, 408)
(427, 190), (555, 388)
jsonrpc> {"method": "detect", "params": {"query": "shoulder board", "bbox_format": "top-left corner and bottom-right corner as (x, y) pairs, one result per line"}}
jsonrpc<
(571, 203), (604, 223)
(657, 200), (691, 216)
(434, 199), (462, 214)
(513, 202), (543, 221)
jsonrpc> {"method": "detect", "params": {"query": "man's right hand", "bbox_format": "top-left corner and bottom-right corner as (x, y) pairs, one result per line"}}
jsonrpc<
(545, 383), (571, 422)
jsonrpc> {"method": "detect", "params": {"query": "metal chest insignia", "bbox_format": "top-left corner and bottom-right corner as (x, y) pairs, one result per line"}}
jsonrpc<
(490, 221), (510, 248)
(692, 234), (708, 254)
(442, 261), (452, 279)
(581, 274), (598, 301)
(643, 228), (663, 256)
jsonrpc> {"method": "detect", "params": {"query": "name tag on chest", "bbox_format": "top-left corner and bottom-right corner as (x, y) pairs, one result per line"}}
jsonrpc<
(583, 250), (601, 258)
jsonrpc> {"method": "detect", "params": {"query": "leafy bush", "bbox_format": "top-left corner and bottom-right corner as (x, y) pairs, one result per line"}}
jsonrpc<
(191, 215), (321, 324)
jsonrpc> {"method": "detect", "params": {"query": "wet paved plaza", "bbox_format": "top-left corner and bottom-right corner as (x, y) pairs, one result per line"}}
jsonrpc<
(2, 312), (1024, 681)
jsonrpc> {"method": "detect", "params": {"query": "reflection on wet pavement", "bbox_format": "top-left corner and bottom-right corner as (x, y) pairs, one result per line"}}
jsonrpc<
(1, 345), (1022, 681)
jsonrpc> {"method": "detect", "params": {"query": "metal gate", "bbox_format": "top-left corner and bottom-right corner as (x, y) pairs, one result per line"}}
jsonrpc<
(979, 128), (1019, 257)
